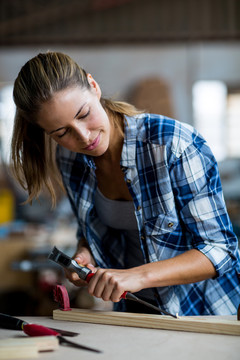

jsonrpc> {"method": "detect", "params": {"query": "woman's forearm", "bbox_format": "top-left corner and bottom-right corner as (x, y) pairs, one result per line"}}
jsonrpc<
(140, 249), (217, 289)
(87, 249), (217, 302)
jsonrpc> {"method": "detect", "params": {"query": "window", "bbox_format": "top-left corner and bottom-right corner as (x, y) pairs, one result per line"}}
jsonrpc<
(192, 81), (240, 161)
(227, 91), (240, 157)
(0, 84), (15, 164)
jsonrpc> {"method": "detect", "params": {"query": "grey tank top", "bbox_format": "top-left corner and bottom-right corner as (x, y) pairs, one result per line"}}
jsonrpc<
(95, 187), (138, 230)
(95, 188), (155, 300)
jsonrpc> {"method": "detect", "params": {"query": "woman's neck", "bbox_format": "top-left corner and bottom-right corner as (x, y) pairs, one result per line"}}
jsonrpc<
(95, 113), (124, 166)
(94, 112), (132, 201)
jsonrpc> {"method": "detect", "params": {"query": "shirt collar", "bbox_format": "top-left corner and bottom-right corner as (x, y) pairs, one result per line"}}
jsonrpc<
(79, 115), (139, 169)
(120, 115), (138, 168)
(77, 153), (96, 169)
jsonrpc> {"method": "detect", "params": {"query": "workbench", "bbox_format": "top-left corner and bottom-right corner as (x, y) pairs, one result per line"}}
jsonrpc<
(0, 315), (239, 360)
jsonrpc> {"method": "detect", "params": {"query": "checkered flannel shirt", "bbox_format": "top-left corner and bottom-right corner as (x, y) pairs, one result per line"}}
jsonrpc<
(56, 114), (240, 315)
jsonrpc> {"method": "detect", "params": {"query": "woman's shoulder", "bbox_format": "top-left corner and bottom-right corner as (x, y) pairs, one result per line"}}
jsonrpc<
(127, 113), (204, 150)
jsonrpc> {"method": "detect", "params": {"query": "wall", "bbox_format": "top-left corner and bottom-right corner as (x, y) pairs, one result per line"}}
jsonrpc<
(1, 42), (240, 125)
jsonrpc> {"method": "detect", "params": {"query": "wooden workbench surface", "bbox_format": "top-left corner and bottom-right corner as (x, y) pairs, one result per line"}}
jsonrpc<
(0, 316), (239, 360)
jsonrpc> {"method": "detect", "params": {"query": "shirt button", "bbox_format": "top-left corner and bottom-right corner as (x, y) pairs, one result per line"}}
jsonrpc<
(141, 235), (145, 240)
(168, 222), (174, 228)
(126, 179), (131, 183)
(137, 205), (141, 211)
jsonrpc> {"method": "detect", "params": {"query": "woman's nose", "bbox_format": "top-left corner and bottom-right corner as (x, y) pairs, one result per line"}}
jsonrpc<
(74, 124), (90, 142)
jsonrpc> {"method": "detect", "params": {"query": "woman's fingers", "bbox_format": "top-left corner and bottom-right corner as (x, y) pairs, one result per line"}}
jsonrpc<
(64, 244), (98, 287)
(87, 269), (126, 302)
(64, 269), (85, 286)
(64, 259), (96, 287)
(65, 262), (143, 301)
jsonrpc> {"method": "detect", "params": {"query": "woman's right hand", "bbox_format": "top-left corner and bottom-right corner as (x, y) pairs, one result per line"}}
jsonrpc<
(64, 242), (97, 287)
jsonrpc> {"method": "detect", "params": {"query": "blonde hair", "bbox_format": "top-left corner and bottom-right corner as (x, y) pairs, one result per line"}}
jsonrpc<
(11, 51), (142, 206)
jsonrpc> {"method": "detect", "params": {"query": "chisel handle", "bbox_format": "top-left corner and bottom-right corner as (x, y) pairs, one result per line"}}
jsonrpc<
(85, 272), (95, 282)
(23, 324), (59, 337)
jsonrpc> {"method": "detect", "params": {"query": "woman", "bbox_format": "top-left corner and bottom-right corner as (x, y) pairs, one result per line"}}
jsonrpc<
(11, 52), (240, 316)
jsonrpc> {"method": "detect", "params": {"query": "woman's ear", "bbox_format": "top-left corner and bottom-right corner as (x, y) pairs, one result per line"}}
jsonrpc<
(87, 73), (101, 99)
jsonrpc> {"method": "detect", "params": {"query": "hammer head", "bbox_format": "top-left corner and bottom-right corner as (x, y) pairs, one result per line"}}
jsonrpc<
(48, 246), (92, 281)
(48, 246), (72, 268)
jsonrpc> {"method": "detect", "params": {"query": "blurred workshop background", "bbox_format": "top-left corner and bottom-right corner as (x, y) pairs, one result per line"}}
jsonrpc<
(0, 0), (240, 316)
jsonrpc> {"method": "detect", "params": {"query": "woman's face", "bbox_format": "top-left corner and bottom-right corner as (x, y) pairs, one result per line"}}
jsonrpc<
(37, 76), (111, 156)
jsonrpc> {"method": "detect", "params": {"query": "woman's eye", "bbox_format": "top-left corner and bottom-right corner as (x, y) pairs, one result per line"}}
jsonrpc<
(79, 109), (90, 119)
(55, 109), (90, 139)
(57, 128), (69, 138)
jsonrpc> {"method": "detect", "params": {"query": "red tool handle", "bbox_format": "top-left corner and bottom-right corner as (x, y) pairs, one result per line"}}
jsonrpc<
(85, 272), (128, 299)
(23, 324), (60, 337)
(85, 272), (95, 282)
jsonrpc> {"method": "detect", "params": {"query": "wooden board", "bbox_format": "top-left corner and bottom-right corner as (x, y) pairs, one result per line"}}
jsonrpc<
(0, 335), (59, 359)
(53, 308), (240, 336)
(0, 343), (38, 359)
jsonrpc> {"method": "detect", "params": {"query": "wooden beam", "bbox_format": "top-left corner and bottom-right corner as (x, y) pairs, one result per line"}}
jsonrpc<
(0, 0), (88, 35)
(53, 308), (240, 336)
(0, 336), (59, 359)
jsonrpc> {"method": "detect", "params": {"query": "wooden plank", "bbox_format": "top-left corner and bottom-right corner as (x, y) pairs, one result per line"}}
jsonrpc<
(53, 308), (240, 336)
(0, 336), (59, 359)
(0, 340), (38, 359)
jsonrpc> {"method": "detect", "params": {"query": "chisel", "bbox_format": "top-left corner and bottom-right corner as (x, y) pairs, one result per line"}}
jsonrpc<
(48, 246), (177, 319)
(0, 313), (101, 353)
(23, 323), (102, 353)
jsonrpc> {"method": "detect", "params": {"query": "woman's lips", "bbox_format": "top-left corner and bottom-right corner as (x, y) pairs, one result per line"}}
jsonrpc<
(84, 133), (100, 151)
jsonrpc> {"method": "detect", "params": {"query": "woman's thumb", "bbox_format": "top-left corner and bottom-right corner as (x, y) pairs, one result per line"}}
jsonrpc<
(74, 247), (92, 266)
(75, 254), (87, 265)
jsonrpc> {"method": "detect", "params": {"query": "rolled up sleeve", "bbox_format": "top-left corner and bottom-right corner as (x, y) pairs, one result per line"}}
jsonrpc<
(171, 140), (239, 277)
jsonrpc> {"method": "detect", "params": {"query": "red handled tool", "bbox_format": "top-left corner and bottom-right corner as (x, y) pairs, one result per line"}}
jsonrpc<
(0, 313), (78, 337)
(23, 323), (101, 353)
(48, 246), (177, 318)
(0, 313), (101, 352)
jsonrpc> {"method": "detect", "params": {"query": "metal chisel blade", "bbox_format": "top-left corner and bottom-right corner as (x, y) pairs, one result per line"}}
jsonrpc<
(125, 293), (178, 318)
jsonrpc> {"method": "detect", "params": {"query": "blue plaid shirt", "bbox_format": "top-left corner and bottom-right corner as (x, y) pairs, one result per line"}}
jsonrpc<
(56, 114), (240, 316)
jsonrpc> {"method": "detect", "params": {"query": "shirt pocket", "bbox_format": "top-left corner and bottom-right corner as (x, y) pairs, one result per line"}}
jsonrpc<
(144, 211), (193, 256)
(144, 210), (179, 237)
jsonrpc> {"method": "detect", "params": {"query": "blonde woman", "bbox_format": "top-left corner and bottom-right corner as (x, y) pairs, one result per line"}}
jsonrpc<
(11, 52), (240, 315)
